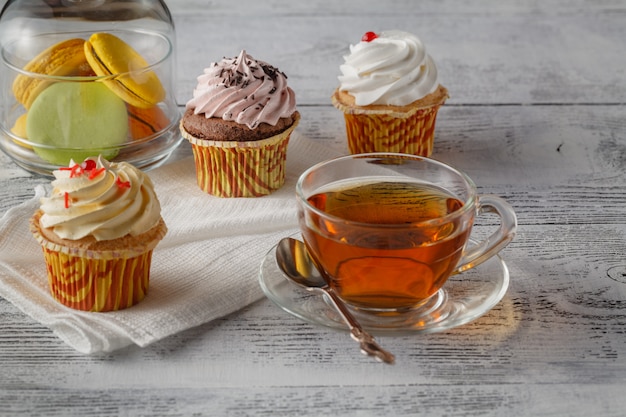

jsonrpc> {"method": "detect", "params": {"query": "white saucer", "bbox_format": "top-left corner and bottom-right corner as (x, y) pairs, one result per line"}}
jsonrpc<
(259, 239), (510, 335)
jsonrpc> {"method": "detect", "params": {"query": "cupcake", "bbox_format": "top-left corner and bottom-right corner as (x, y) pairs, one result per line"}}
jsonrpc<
(332, 30), (448, 157)
(29, 156), (167, 312)
(181, 50), (300, 197)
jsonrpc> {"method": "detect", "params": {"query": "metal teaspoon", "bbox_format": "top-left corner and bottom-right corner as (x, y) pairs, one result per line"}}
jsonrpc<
(275, 237), (395, 364)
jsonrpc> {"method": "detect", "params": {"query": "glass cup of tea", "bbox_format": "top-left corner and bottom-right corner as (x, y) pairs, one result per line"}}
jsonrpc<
(296, 153), (517, 314)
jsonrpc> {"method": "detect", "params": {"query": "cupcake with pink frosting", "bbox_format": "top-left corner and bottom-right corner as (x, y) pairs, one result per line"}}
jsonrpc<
(332, 30), (448, 157)
(181, 50), (300, 197)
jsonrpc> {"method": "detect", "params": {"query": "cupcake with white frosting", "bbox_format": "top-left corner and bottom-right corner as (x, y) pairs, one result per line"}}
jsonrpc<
(30, 156), (167, 311)
(181, 50), (299, 197)
(332, 30), (448, 156)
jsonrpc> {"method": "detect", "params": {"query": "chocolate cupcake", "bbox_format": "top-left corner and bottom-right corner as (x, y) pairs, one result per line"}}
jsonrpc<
(181, 50), (299, 197)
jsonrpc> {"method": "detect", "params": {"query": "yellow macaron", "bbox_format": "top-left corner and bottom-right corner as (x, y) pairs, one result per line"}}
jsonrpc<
(12, 38), (91, 109)
(9, 113), (32, 149)
(84, 32), (166, 109)
(10, 113), (28, 138)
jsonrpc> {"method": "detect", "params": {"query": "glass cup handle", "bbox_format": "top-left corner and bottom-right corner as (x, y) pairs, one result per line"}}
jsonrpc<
(453, 195), (517, 274)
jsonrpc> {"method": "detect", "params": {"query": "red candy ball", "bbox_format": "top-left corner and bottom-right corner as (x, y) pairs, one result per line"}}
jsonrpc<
(361, 32), (378, 42)
(82, 159), (97, 171)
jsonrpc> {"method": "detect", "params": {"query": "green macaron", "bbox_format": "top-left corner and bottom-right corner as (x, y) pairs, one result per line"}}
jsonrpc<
(26, 81), (128, 166)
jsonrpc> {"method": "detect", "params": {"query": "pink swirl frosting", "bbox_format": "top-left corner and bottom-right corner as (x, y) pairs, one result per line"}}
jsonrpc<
(185, 50), (296, 129)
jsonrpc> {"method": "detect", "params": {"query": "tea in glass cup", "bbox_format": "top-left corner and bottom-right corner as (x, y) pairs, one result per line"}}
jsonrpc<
(296, 153), (517, 313)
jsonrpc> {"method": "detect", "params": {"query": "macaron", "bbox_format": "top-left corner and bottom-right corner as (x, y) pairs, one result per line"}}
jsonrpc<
(26, 81), (128, 165)
(10, 113), (28, 138)
(127, 104), (170, 140)
(12, 38), (91, 109)
(10, 113), (32, 149)
(84, 33), (166, 109)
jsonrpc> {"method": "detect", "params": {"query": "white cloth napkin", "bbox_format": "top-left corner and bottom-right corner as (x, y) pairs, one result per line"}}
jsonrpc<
(0, 133), (342, 354)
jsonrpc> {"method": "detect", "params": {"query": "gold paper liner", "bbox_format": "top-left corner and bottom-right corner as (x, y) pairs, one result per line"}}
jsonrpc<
(332, 87), (447, 157)
(342, 105), (441, 156)
(42, 247), (152, 311)
(181, 113), (300, 197)
(30, 212), (167, 312)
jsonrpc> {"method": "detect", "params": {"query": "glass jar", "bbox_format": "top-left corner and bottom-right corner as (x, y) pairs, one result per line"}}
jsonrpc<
(0, 0), (181, 176)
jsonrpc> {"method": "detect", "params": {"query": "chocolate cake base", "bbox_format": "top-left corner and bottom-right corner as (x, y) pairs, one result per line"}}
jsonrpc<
(181, 109), (299, 142)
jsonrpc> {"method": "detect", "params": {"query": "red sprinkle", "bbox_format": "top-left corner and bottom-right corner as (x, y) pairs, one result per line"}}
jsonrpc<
(59, 164), (82, 178)
(116, 177), (131, 189)
(64, 192), (70, 209)
(88, 167), (106, 180)
(60, 159), (105, 179)
(361, 32), (378, 42)
(70, 164), (84, 178)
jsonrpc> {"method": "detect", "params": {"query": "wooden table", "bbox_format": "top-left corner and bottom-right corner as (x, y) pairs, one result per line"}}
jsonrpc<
(1, 1), (625, 415)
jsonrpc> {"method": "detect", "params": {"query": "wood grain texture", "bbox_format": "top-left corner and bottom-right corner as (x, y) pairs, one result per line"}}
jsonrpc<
(1, 0), (626, 416)
(171, 1), (626, 106)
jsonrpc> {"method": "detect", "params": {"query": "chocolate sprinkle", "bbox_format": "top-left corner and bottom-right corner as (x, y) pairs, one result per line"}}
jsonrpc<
(207, 52), (290, 112)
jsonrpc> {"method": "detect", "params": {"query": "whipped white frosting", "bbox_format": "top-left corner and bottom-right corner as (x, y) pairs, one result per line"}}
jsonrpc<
(39, 156), (162, 241)
(338, 30), (439, 106)
(186, 50), (296, 129)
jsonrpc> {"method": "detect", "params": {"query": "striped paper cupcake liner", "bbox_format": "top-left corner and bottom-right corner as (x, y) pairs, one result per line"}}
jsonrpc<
(332, 87), (448, 157)
(30, 212), (167, 312)
(181, 113), (299, 197)
(341, 105), (442, 156)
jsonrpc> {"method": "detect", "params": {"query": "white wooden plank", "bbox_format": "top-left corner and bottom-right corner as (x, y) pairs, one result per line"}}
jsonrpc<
(1, 1), (625, 416)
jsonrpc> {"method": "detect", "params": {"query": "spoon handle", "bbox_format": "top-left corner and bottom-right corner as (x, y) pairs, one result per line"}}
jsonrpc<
(323, 288), (395, 364)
